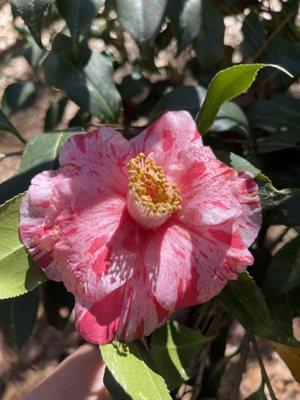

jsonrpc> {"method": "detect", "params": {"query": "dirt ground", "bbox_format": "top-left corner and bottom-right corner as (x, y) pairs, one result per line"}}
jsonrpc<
(0, 3), (300, 399)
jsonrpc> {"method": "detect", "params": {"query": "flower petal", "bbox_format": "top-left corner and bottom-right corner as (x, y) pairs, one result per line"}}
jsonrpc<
(145, 219), (255, 311)
(20, 143), (140, 303)
(75, 277), (169, 344)
(130, 111), (202, 176)
(233, 171), (262, 247)
(59, 127), (131, 195)
(146, 147), (261, 311)
(176, 146), (261, 230)
(20, 171), (63, 281)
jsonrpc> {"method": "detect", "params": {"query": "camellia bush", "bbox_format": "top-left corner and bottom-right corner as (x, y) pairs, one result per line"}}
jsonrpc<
(0, 0), (300, 399)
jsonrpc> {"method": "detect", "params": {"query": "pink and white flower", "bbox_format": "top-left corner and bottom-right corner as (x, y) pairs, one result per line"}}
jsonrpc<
(19, 111), (261, 344)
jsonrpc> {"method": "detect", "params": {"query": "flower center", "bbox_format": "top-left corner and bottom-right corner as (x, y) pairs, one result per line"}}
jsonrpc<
(127, 153), (181, 229)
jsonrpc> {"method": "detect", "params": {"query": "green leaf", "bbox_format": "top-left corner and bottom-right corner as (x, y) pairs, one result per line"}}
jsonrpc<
(203, 356), (231, 397)
(0, 130), (81, 204)
(44, 98), (68, 131)
(266, 35), (300, 79)
(0, 194), (47, 299)
(267, 295), (294, 340)
(169, 0), (224, 66)
(211, 101), (249, 134)
(56, 0), (104, 49)
(2, 82), (39, 114)
(0, 290), (39, 351)
(115, 0), (168, 46)
(228, 153), (261, 176)
(257, 130), (300, 153)
(242, 11), (266, 58)
(23, 36), (45, 70)
(196, 64), (293, 134)
(245, 385), (267, 400)
(151, 321), (212, 390)
(218, 272), (298, 345)
(43, 34), (121, 122)
(19, 130), (78, 174)
(9, 0), (52, 47)
(0, 108), (25, 144)
(248, 93), (300, 131)
(101, 341), (172, 400)
(247, 93), (300, 153)
(103, 368), (131, 400)
(195, 0), (225, 70)
(203, 344), (240, 398)
(150, 85), (207, 120)
(173, 0), (201, 49)
(150, 85), (249, 134)
(215, 150), (299, 210)
(263, 236), (300, 298)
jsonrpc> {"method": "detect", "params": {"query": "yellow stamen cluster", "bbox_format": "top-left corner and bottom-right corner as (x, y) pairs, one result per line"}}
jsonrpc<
(127, 153), (181, 213)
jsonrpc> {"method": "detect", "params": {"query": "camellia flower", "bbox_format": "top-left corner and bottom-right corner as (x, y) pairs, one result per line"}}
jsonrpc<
(19, 111), (261, 344)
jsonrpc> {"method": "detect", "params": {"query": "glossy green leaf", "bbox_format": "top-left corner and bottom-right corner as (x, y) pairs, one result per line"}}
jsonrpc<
(103, 368), (131, 400)
(218, 272), (298, 346)
(228, 153), (261, 176)
(9, 0), (52, 47)
(101, 341), (171, 400)
(115, 0), (168, 46)
(248, 93), (300, 131)
(19, 130), (78, 174)
(211, 101), (249, 134)
(0, 290), (39, 351)
(0, 129), (82, 204)
(242, 11), (266, 58)
(195, 0), (225, 70)
(263, 236), (300, 298)
(23, 36), (45, 70)
(150, 85), (206, 120)
(196, 64), (293, 134)
(43, 34), (120, 122)
(173, 0), (202, 49)
(169, 0), (224, 65)
(0, 109), (25, 144)
(151, 321), (212, 389)
(56, 0), (104, 49)
(2, 82), (38, 114)
(203, 349), (239, 397)
(266, 35), (300, 78)
(257, 130), (300, 153)
(44, 98), (68, 131)
(215, 150), (299, 210)
(267, 295), (295, 340)
(150, 85), (249, 134)
(0, 194), (47, 299)
(247, 93), (300, 152)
